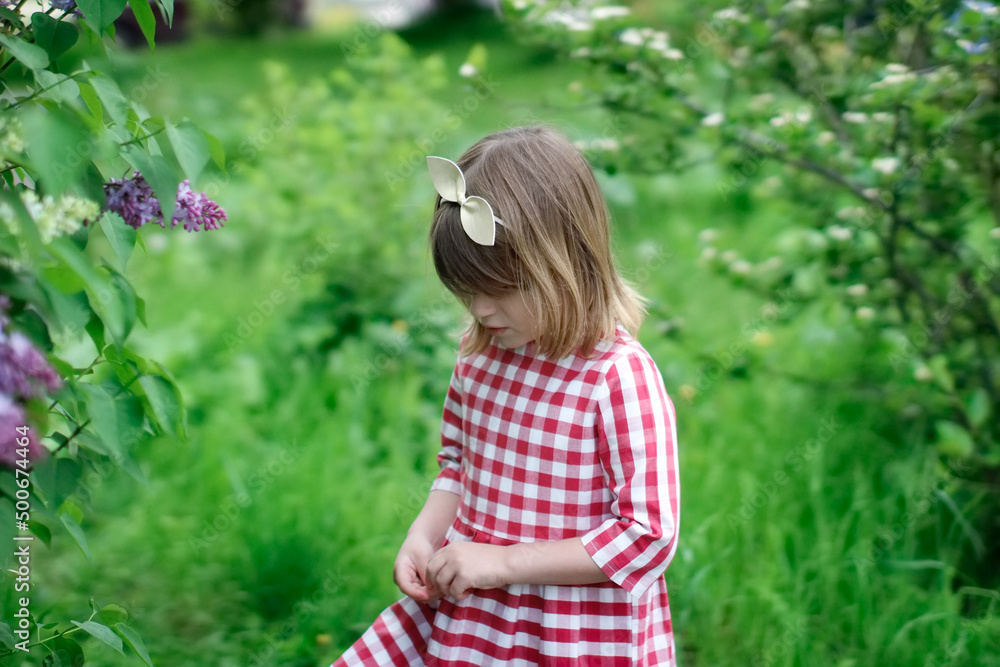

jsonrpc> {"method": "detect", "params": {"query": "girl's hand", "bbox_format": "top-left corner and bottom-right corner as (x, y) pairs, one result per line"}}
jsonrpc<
(424, 542), (510, 601)
(393, 534), (439, 603)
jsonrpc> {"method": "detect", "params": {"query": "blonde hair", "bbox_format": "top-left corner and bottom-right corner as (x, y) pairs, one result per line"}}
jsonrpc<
(429, 125), (646, 359)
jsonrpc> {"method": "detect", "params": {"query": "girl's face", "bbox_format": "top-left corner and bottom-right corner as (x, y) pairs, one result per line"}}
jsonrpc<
(466, 292), (538, 350)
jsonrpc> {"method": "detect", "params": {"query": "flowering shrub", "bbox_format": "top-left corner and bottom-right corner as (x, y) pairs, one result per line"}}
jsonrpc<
(0, 0), (223, 662)
(504, 0), (999, 585)
(104, 171), (227, 231)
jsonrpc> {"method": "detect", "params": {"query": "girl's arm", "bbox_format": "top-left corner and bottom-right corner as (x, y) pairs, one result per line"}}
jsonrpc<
(503, 537), (609, 585)
(407, 489), (460, 548)
(394, 490), (460, 602)
(424, 537), (609, 601)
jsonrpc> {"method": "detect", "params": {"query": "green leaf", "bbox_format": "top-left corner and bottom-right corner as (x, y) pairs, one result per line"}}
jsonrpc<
(114, 623), (153, 666)
(0, 621), (14, 649)
(89, 72), (129, 128)
(76, 0), (129, 34)
(167, 121), (209, 182)
(20, 106), (91, 196)
(80, 383), (121, 455)
(48, 237), (128, 347)
(30, 12), (79, 60)
(33, 458), (82, 511)
(128, 0), (157, 49)
(60, 512), (92, 561)
(464, 42), (488, 72)
(965, 388), (990, 430)
(0, 7), (25, 29)
(44, 635), (85, 666)
(934, 420), (974, 458)
(204, 130), (226, 170)
(77, 80), (104, 122)
(139, 373), (186, 440)
(70, 620), (124, 654)
(85, 310), (107, 352)
(99, 211), (137, 272)
(108, 267), (138, 342)
(95, 604), (129, 625)
(0, 32), (50, 71)
(80, 160), (109, 205)
(927, 355), (954, 393)
(124, 146), (180, 223)
(33, 70), (81, 104)
(37, 279), (92, 341)
(156, 0), (173, 26)
(28, 520), (52, 547)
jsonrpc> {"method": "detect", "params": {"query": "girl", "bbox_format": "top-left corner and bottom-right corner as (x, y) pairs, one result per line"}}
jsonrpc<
(334, 126), (680, 666)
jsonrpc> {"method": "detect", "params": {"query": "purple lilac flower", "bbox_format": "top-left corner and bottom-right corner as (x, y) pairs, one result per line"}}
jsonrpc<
(103, 171), (227, 232)
(0, 331), (63, 399)
(0, 298), (63, 401)
(0, 394), (46, 468)
(0, 298), (59, 469)
(173, 180), (228, 232)
(103, 171), (161, 230)
(49, 0), (81, 16)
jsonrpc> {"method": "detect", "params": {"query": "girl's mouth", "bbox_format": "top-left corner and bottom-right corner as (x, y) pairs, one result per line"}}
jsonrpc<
(486, 327), (507, 336)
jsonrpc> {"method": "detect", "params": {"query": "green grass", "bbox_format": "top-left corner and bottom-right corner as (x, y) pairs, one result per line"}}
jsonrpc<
(30, 12), (1000, 667)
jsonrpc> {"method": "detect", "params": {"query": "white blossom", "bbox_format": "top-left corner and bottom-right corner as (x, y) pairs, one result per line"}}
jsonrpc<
(871, 112), (893, 122)
(547, 8), (592, 31)
(872, 157), (901, 174)
(855, 306), (876, 321)
(0, 191), (99, 245)
(870, 72), (917, 89)
(728, 259), (753, 276)
(842, 111), (868, 124)
(846, 284), (869, 297)
(990, 227), (1000, 240)
(701, 112), (725, 127)
(817, 131), (836, 146)
(459, 63), (478, 78)
(914, 364), (933, 382)
(769, 109), (811, 127)
(591, 6), (630, 20)
(619, 28), (644, 46)
(885, 63), (909, 74)
(836, 206), (865, 221)
(714, 8), (749, 22)
(698, 228), (718, 243)
(720, 249), (739, 263)
(827, 225), (852, 241)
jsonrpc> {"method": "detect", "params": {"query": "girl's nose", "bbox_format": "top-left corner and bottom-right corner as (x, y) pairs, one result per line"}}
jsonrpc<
(468, 295), (495, 318)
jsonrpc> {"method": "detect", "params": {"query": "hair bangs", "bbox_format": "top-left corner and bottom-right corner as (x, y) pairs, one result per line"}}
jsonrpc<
(430, 203), (519, 298)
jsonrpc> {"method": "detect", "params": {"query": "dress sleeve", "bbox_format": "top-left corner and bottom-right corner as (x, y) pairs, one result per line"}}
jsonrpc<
(581, 349), (681, 599)
(430, 358), (464, 496)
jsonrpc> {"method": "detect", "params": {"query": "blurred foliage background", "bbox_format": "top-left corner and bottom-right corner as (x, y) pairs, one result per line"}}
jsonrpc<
(1, 0), (999, 665)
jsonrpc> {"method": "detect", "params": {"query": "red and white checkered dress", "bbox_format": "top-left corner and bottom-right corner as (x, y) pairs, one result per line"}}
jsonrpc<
(334, 326), (681, 666)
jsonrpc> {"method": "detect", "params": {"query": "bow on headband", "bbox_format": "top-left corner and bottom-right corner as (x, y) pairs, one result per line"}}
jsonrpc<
(427, 156), (505, 246)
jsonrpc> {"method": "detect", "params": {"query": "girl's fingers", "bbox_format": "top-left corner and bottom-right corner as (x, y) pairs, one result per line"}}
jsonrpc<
(395, 561), (431, 600)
